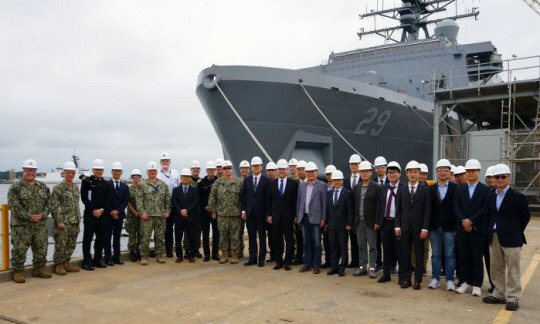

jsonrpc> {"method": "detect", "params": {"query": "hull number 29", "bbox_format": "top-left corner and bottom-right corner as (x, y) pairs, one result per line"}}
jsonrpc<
(354, 107), (391, 137)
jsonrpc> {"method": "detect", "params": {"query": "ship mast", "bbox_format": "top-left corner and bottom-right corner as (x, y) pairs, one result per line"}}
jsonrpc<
(72, 149), (80, 169)
(358, 0), (479, 43)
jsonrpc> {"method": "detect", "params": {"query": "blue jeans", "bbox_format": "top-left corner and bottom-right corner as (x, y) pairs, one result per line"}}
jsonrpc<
(301, 216), (322, 268)
(430, 227), (456, 281)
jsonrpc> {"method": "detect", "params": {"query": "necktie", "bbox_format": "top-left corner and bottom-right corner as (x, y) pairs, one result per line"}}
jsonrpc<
(380, 179), (384, 185)
(183, 186), (188, 194)
(385, 186), (396, 219)
(334, 190), (339, 206)
(410, 186), (415, 200)
(253, 177), (258, 191)
(279, 179), (284, 197)
(115, 181), (119, 191)
(352, 175), (358, 188)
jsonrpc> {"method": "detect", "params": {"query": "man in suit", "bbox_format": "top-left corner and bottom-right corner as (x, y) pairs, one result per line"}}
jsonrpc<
(296, 162), (327, 274)
(395, 160), (431, 290)
(453, 159), (491, 297)
(241, 156), (270, 267)
(352, 161), (381, 279)
(171, 168), (200, 263)
(374, 161), (402, 283)
(198, 161), (220, 262)
(427, 159), (458, 291)
(482, 164), (530, 311)
(343, 154), (361, 268)
(326, 170), (354, 277)
(372, 156), (389, 272)
(267, 159), (298, 271)
(104, 162), (130, 266)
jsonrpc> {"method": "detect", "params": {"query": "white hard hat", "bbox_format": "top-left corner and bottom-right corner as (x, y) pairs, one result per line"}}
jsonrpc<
(387, 161), (401, 172)
(130, 169), (142, 177)
(180, 168), (191, 176)
(305, 161), (318, 171)
(374, 156), (387, 166)
(454, 165), (466, 175)
(62, 161), (76, 171)
(331, 170), (344, 180)
(239, 160), (250, 168)
(92, 159), (105, 169)
(492, 164), (511, 176)
(465, 159), (482, 170)
(349, 154), (361, 164)
(190, 160), (201, 168)
(297, 160), (307, 169)
(436, 159), (451, 169)
(22, 159), (38, 169)
(205, 160), (216, 169)
(325, 165), (336, 174)
(251, 156), (263, 165)
(485, 166), (495, 177)
(111, 161), (123, 170)
(359, 161), (372, 171)
(419, 163), (429, 173)
(266, 161), (277, 170)
(223, 160), (233, 168)
(288, 158), (298, 166)
(405, 160), (421, 171)
(276, 159), (289, 169)
(215, 158), (224, 167)
(450, 164), (456, 173)
(146, 161), (158, 170)
(160, 152), (170, 160)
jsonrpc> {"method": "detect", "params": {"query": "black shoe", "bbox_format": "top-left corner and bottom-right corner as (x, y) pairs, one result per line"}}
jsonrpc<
(212, 255), (220, 261)
(129, 252), (137, 262)
(203, 256), (210, 262)
(273, 264), (283, 270)
(135, 251), (141, 260)
(82, 263), (95, 271)
(505, 302), (519, 311)
(338, 269), (346, 277)
(92, 261), (107, 268)
(413, 282), (421, 290)
(113, 258), (124, 265)
(488, 285), (495, 294)
(258, 262), (265, 267)
(196, 252), (203, 258)
(321, 262), (331, 269)
(284, 265), (292, 271)
(347, 263), (359, 269)
(104, 259), (114, 266)
(482, 296), (507, 304)
(244, 260), (257, 266)
(166, 253), (174, 258)
(327, 269), (339, 276)
(378, 274), (391, 283)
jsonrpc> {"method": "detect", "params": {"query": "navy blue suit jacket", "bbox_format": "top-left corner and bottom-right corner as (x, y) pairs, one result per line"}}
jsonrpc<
(171, 185), (199, 223)
(107, 180), (129, 219)
(453, 182), (491, 234)
(326, 188), (354, 231)
(241, 174), (269, 218)
(267, 177), (298, 223)
(488, 187), (530, 247)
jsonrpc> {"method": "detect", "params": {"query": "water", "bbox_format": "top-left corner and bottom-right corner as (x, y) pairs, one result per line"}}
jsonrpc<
(0, 183), (128, 267)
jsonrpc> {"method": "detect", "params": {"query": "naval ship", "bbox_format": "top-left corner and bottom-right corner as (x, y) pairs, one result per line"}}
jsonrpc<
(196, 0), (504, 173)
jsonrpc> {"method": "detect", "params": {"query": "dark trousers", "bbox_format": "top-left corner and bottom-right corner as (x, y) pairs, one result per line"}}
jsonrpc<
(322, 228), (330, 264)
(104, 217), (124, 261)
(266, 221), (274, 260)
(399, 230), (424, 283)
(165, 210), (175, 256)
(82, 213), (107, 264)
(200, 210), (219, 258)
(273, 219), (294, 265)
(484, 235), (494, 288)
(247, 215), (267, 263)
(376, 230), (383, 267)
(293, 223), (303, 262)
(175, 219), (196, 258)
(380, 218), (398, 275)
(457, 231), (485, 287)
(348, 230), (359, 266)
(329, 230), (348, 271)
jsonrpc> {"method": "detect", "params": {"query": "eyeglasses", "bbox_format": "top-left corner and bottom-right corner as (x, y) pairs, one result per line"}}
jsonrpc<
(493, 175), (508, 180)
(223, 167), (232, 170)
(160, 160), (171, 163)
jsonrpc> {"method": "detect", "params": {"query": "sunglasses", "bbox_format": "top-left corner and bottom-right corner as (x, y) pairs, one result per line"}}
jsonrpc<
(493, 175), (508, 180)
(223, 167), (232, 170)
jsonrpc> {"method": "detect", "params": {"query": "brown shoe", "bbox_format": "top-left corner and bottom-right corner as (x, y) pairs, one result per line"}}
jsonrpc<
(33, 267), (52, 279)
(156, 255), (166, 264)
(64, 262), (80, 272)
(175, 257), (184, 263)
(189, 257), (195, 263)
(140, 256), (148, 265)
(55, 264), (67, 275)
(299, 266), (312, 273)
(219, 250), (229, 264)
(312, 267), (321, 274)
(401, 281), (412, 289)
(12, 270), (25, 283)
(230, 252), (239, 264)
(413, 282), (421, 290)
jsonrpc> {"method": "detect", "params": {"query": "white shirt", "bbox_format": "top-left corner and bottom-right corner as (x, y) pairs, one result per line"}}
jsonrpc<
(157, 168), (180, 196)
(350, 173), (360, 189)
(278, 176), (287, 193)
(377, 176), (387, 185)
(385, 184), (398, 219)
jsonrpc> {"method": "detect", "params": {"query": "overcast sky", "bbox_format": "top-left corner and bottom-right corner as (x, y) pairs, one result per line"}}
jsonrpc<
(1, 0), (539, 175)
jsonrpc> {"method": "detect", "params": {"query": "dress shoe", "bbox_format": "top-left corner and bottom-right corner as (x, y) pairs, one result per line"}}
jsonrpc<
(312, 267), (321, 274)
(166, 253), (174, 258)
(353, 267), (367, 276)
(129, 253), (137, 262)
(92, 261), (107, 268)
(212, 256), (221, 261)
(327, 269), (339, 276)
(482, 296), (507, 304)
(175, 257), (183, 263)
(106, 260), (115, 266)
(284, 265), (292, 271)
(273, 264), (283, 270)
(258, 262), (265, 267)
(506, 302), (519, 311)
(401, 281), (412, 289)
(113, 259), (124, 265)
(244, 260), (257, 266)
(413, 282), (421, 290)
(196, 252), (203, 258)
(488, 285), (495, 294)
(299, 266), (312, 273)
(378, 274), (391, 283)
(135, 251), (141, 260)
(203, 256), (210, 262)
(321, 262), (331, 269)
(82, 263), (95, 271)
(189, 257), (195, 263)
(338, 269), (346, 277)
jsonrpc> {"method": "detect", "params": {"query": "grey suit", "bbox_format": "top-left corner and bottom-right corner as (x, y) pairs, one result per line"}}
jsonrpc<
(296, 179), (327, 268)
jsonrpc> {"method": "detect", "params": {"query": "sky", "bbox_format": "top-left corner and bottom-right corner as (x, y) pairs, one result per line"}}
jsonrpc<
(1, 0), (539, 176)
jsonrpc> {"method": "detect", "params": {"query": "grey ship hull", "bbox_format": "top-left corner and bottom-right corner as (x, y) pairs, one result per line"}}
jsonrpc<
(196, 65), (436, 173)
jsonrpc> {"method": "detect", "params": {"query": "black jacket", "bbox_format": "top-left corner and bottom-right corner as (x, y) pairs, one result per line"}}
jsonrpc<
(107, 179), (130, 219)
(171, 185), (199, 223)
(395, 183), (431, 233)
(376, 182), (404, 226)
(326, 187), (354, 231)
(453, 182), (491, 234)
(267, 177), (298, 222)
(429, 182), (457, 232)
(81, 175), (111, 216)
(488, 187), (530, 247)
(241, 174), (269, 218)
(353, 181), (381, 227)
(198, 176), (217, 209)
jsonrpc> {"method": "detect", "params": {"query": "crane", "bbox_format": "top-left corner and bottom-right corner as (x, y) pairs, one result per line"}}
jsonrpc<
(522, 0), (540, 16)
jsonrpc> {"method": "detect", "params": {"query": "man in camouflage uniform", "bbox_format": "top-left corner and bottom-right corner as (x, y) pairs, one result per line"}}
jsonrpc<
(126, 169), (143, 262)
(50, 161), (81, 275)
(8, 159), (51, 283)
(208, 160), (243, 264)
(138, 162), (171, 265)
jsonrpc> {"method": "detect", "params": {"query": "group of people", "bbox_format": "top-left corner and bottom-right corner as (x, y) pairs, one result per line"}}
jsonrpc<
(7, 152), (531, 311)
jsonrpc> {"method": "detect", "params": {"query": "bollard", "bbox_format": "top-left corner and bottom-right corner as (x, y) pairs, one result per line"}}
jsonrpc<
(1, 204), (9, 271)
